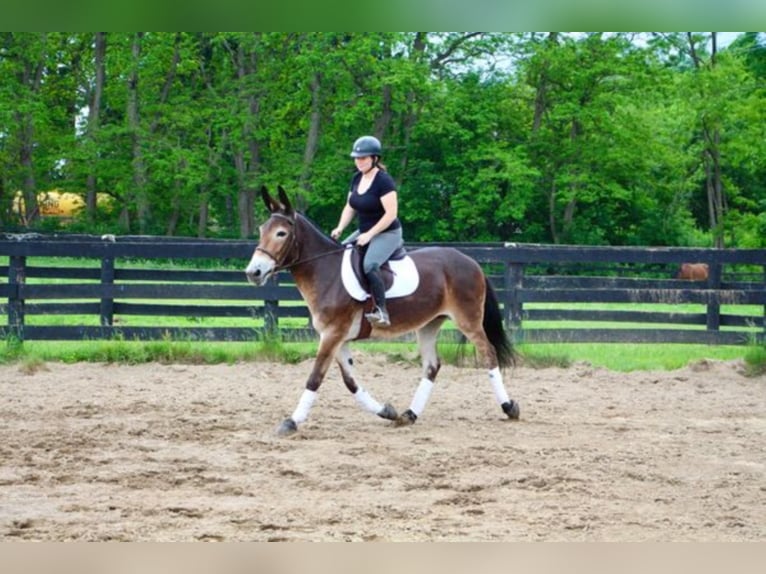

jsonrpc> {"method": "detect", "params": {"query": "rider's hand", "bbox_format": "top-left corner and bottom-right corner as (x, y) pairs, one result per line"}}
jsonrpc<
(357, 231), (373, 247)
(330, 228), (342, 240)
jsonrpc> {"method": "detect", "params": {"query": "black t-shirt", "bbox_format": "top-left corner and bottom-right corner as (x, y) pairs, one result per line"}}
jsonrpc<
(348, 170), (402, 233)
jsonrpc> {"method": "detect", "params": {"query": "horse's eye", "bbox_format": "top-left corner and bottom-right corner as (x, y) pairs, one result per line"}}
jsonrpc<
(276, 230), (288, 238)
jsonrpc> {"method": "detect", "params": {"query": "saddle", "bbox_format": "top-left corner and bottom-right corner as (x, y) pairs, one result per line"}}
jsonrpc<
(349, 245), (408, 292)
(340, 245), (419, 303)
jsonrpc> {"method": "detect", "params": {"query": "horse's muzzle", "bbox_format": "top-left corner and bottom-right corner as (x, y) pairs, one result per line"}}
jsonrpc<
(245, 269), (269, 286)
(245, 261), (273, 286)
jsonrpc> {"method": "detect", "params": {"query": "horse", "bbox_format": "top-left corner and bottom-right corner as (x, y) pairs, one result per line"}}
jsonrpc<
(245, 186), (520, 436)
(676, 263), (709, 281)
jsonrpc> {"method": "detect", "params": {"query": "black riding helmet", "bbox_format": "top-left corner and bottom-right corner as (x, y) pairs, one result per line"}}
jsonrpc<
(350, 135), (382, 158)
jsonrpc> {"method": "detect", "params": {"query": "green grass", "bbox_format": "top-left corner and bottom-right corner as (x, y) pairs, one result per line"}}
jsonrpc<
(0, 337), (311, 366)
(517, 342), (749, 371)
(744, 344), (766, 377)
(2, 337), (762, 375)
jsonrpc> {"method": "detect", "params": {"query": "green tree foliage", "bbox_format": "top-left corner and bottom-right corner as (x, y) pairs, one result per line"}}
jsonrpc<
(0, 32), (763, 248)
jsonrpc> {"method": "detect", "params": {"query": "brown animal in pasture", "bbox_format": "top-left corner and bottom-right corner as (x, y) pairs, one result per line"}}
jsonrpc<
(676, 263), (709, 281)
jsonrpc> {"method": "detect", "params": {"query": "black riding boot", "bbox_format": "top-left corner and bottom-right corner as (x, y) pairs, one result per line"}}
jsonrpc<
(364, 266), (390, 327)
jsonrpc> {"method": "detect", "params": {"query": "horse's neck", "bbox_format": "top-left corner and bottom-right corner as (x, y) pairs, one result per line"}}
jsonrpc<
(291, 216), (343, 290)
(295, 214), (338, 255)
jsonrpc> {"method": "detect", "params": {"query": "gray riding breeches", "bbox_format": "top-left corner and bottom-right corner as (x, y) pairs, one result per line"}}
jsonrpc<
(362, 227), (404, 274)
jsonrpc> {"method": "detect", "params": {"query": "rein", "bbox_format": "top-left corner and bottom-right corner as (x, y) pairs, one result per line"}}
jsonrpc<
(256, 212), (350, 272)
(269, 244), (349, 272)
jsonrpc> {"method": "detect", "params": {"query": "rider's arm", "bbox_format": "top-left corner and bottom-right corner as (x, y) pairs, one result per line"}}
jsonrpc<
(331, 198), (356, 240)
(364, 191), (398, 239)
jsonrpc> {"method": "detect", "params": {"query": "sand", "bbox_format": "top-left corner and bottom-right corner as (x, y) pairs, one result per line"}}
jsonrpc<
(1, 352), (763, 541)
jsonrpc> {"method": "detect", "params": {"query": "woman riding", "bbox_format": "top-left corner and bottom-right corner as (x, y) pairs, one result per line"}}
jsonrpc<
(330, 135), (403, 327)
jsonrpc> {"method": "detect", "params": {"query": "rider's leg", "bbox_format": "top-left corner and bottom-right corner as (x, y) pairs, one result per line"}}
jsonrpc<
(364, 264), (390, 326)
(363, 228), (403, 327)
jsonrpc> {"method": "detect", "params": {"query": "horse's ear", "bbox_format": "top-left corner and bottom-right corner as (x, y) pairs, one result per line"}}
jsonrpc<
(261, 185), (279, 213)
(277, 186), (294, 216)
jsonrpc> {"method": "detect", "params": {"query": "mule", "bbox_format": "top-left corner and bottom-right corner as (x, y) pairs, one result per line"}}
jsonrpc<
(676, 263), (709, 281)
(245, 186), (520, 436)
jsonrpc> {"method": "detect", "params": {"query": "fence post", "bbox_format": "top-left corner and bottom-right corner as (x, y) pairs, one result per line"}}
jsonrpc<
(100, 256), (115, 326)
(706, 262), (722, 331)
(7, 256), (26, 342)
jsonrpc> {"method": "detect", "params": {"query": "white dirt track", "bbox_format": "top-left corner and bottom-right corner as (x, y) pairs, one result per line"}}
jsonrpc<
(1, 353), (764, 541)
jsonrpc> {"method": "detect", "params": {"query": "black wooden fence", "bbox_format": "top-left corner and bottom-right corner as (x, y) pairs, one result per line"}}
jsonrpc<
(1, 232), (765, 345)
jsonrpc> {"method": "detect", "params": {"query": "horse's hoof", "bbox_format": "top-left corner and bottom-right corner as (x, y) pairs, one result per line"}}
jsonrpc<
(276, 418), (298, 436)
(502, 400), (520, 420)
(377, 403), (398, 421)
(393, 409), (417, 427)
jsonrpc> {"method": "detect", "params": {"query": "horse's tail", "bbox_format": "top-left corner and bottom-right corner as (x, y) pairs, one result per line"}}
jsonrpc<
(483, 277), (516, 368)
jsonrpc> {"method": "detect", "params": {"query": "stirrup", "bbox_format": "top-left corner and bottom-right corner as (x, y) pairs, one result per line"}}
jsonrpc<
(365, 306), (390, 327)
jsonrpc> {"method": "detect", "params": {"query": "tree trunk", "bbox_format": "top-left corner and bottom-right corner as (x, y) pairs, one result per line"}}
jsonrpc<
(530, 33), (560, 243)
(17, 33), (47, 226)
(233, 35), (261, 239)
(397, 32), (428, 183)
(165, 167), (184, 236)
(85, 32), (106, 218)
(562, 196), (577, 238)
(688, 32), (725, 247)
(197, 191), (209, 238)
(234, 151), (256, 239)
(532, 33), (558, 132)
(166, 198), (180, 236)
(298, 71), (322, 211)
(19, 117), (38, 225)
(374, 84), (393, 141)
(149, 32), (182, 134)
(705, 132), (725, 248)
(548, 178), (559, 244)
(126, 32), (148, 233)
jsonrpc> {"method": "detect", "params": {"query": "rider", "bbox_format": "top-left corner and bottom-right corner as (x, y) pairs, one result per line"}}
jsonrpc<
(331, 135), (403, 327)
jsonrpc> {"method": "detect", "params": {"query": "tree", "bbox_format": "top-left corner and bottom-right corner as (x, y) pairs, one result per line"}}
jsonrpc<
(650, 32), (765, 248)
(2, 32), (763, 249)
(520, 33), (674, 244)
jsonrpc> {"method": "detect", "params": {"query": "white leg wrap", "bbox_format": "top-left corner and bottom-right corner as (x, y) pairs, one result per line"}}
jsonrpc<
(489, 367), (510, 405)
(354, 386), (383, 414)
(409, 378), (434, 417)
(291, 389), (317, 424)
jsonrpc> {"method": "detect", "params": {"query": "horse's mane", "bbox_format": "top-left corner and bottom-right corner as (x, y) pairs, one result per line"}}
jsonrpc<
(295, 212), (341, 247)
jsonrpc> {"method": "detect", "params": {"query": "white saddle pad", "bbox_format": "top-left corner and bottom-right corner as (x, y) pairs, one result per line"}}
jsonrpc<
(341, 248), (419, 302)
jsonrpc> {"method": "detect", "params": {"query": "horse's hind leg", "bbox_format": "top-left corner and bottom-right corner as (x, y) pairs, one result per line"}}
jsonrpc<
(395, 317), (446, 426)
(489, 363), (519, 420)
(453, 306), (520, 421)
(336, 343), (398, 421)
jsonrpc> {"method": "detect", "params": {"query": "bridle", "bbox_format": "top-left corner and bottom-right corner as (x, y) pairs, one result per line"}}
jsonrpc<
(254, 213), (297, 272)
(255, 212), (347, 273)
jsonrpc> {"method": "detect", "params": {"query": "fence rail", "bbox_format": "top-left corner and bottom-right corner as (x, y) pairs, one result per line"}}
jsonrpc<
(2, 233), (765, 345)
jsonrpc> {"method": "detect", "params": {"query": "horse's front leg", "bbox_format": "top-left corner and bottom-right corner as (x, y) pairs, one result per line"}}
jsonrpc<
(395, 317), (445, 426)
(336, 343), (397, 421)
(277, 332), (342, 436)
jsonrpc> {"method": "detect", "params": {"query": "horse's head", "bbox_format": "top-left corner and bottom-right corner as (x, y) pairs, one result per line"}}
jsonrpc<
(245, 186), (297, 286)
